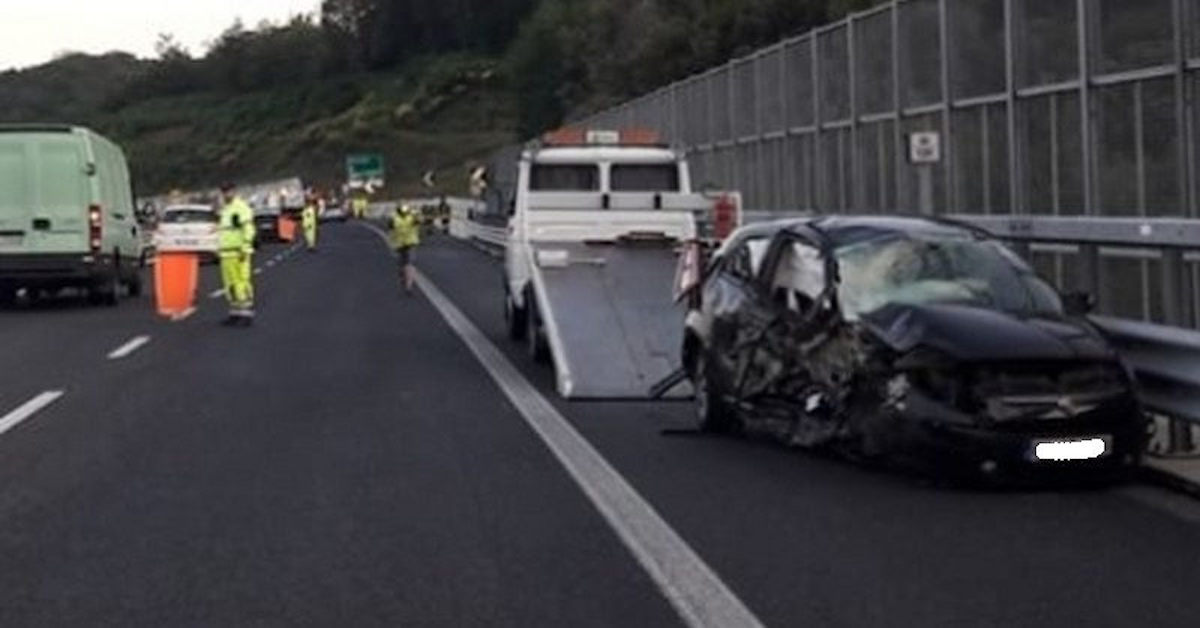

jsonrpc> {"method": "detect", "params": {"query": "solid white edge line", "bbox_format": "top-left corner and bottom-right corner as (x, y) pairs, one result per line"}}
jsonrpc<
(412, 270), (764, 627)
(0, 391), (65, 438)
(107, 335), (151, 359)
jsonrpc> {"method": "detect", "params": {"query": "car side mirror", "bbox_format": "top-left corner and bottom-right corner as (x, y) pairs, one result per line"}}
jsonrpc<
(1063, 291), (1096, 316)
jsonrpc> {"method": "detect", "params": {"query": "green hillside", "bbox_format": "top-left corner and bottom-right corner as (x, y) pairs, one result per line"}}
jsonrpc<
(0, 1), (875, 197)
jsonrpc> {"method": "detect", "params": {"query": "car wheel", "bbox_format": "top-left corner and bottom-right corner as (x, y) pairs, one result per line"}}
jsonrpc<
(693, 354), (737, 433)
(505, 284), (528, 341)
(525, 288), (551, 364)
(0, 284), (15, 307)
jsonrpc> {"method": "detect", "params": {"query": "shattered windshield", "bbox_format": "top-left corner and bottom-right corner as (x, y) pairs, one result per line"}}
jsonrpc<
(835, 235), (1063, 320)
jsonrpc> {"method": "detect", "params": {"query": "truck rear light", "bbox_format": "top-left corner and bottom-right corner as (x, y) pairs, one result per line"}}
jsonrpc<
(88, 204), (102, 252)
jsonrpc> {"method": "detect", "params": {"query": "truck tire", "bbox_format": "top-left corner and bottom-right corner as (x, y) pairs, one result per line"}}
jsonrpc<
(692, 354), (737, 433)
(505, 284), (527, 341)
(525, 288), (551, 365)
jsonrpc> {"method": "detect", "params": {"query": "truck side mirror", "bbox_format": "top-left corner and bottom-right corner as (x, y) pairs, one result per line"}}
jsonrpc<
(1062, 291), (1096, 316)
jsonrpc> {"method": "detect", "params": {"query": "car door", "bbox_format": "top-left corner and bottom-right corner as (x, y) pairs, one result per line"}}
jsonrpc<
(704, 235), (769, 384)
(733, 231), (833, 399)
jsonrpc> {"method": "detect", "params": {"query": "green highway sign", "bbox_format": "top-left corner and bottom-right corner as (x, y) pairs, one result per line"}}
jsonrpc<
(346, 153), (385, 187)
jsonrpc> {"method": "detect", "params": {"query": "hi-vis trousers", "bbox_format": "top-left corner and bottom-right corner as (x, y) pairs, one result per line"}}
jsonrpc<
(219, 251), (254, 315)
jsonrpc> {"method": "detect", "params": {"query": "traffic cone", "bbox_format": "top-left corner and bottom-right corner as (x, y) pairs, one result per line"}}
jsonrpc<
(278, 216), (297, 242)
(154, 252), (198, 318)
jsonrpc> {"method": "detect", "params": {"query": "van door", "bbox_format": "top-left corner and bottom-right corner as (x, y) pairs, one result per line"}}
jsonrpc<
(32, 134), (90, 254)
(0, 138), (32, 253)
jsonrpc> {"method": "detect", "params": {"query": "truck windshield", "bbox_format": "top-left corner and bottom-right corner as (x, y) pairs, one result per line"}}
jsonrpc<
(530, 165), (599, 191)
(610, 164), (679, 191)
(836, 235), (1063, 320)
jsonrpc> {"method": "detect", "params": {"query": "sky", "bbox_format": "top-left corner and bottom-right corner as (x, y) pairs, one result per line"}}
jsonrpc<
(1, 0), (321, 71)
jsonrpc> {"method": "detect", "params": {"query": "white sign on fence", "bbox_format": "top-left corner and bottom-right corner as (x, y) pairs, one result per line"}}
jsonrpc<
(908, 132), (941, 164)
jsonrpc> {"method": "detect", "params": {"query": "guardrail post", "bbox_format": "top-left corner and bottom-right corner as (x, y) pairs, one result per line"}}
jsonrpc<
(1162, 249), (1186, 326)
(1078, 243), (1102, 301)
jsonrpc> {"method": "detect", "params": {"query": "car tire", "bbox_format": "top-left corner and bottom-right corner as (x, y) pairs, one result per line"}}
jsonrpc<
(693, 354), (737, 433)
(525, 288), (551, 365)
(0, 285), (15, 307)
(505, 284), (528, 341)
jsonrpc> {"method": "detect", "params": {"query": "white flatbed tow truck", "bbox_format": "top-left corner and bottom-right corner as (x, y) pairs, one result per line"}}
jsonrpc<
(503, 128), (740, 399)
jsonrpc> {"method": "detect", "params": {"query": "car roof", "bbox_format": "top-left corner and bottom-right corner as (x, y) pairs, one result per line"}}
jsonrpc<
(723, 215), (989, 251)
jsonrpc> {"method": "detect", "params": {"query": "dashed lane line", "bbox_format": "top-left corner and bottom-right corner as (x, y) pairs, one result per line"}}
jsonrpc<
(209, 289), (225, 299)
(397, 237), (764, 627)
(0, 391), (65, 438)
(170, 307), (196, 322)
(107, 335), (151, 360)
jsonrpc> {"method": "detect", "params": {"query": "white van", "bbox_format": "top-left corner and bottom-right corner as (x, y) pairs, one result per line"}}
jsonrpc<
(0, 124), (143, 305)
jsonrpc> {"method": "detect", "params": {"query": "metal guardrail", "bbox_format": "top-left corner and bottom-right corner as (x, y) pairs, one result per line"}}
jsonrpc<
(1093, 316), (1200, 458)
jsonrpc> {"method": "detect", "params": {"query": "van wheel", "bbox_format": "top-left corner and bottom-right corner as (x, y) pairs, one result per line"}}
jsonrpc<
(505, 284), (528, 341)
(91, 264), (121, 307)
(525, 288), (551, 364)
(127, 272), (144, 298)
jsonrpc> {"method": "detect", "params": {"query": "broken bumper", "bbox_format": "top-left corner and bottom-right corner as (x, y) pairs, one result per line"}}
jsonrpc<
(879, 398), (1145, 482)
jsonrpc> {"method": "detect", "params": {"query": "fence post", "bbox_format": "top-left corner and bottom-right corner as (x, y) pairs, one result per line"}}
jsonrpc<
(892, 1), (904, 213)
(938, 0), (952, 214)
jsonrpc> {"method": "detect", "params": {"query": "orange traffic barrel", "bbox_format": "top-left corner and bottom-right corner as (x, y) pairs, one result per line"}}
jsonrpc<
(278, 216), (297, 242)
(154, 252), (199, 317)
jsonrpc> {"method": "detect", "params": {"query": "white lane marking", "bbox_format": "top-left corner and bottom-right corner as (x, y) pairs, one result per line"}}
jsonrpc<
(417, 268), (764, 628)
(170, 307), (196, 322)
(209, 289), (225, 299)
(107, 335), (151, 359)
(253, 268), (263, 275)
(266, 260), (276, 268)
(0, 391), (65, 438)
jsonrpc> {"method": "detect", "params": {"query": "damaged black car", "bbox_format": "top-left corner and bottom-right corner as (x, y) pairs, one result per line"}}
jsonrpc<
(678, 216), (1145, 482)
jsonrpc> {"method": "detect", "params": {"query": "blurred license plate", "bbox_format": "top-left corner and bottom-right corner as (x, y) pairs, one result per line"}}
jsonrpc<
(0, 234), (22, 247)
(1032, 437), (1109, 461)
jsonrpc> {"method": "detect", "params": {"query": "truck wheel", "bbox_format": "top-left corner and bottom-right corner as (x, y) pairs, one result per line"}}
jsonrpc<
(525, 288), (551, 364)
(693, 354), (737, 433)
(505, 285), (528, 341)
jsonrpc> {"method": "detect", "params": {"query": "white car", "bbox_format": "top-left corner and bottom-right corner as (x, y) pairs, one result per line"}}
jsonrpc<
(155, 205), (219, 260)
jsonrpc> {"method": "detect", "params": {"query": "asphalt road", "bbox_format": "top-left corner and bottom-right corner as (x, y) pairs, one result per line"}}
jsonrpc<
(1, 223), (1199, 627)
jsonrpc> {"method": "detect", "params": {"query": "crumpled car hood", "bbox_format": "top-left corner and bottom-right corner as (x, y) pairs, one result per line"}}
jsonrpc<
(859, 302), (1116, 362)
